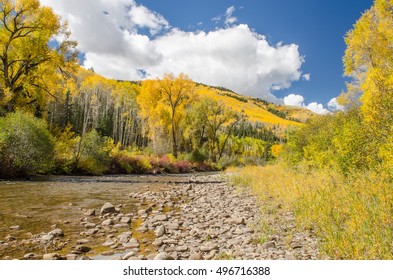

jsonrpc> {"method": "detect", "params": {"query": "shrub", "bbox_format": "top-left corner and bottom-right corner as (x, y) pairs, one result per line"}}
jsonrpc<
(74, 130), (111, 175)
(0, 112), (54, 177)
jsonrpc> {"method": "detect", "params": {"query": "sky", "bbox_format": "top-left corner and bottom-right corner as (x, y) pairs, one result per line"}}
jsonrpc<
(40, 0), (374, 114)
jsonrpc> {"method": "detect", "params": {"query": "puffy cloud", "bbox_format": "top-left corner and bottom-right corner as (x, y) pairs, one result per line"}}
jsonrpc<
(283, 94), (304, 107)
(284, 94), (329, 114)
(306, 102), (329, 114)
(327, 97), (344, 111)
(41, 0), (305, 103)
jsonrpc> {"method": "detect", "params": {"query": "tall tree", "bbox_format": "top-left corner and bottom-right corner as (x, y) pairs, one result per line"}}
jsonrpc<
(343, 0), (393, 168)
(0, 0), (78, 115)
(138, 73), (195, 157)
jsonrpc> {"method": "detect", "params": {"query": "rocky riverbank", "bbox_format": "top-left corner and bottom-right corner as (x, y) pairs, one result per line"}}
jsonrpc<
(0, 174), (321, 260)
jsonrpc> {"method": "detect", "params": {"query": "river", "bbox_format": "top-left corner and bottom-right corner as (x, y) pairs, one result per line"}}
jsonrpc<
(0, 174), (199, 259)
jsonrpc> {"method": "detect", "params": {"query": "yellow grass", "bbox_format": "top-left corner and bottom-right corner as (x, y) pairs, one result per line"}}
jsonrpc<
(228, 164), (393, 259)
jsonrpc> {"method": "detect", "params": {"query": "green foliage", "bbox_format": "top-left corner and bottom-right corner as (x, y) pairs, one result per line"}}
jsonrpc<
(74, 130), (112, 175)
(284, 109), (371, 174)
(0, 111), (54, 177)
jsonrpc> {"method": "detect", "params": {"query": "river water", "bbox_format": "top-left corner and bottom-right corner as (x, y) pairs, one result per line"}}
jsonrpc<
(0, 174), (197, 259)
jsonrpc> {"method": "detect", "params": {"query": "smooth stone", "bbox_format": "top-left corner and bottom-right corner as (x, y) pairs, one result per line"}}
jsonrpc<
(262, 241), (275, 249)
(84, 209), (95, 216)
(285, 252), (296, 260)
(122, 251), (137, 260)
(155, 214), (168, 221)
(102, 240), (115, 247)
(152, 239), (163, 247)
(101, 219), (114, 226)
(154, 253), (174, 260)
(49, 228), (64, 237)
(189, 253), (203, 260)
(24, 253), (38, 260)
(165, 223), (179, 230)
(43, 253), (61, 260)
(120, 217), (132, 224)
(75, 245), (91, 253)
(102, 251), (114, 256)
(41, 234), (54, 242)
(228, 217), (245, 225)
(84, 223), (96, 229)
(85, 228), (99, 235)
(66, 254), (78, 260)
(100, 202), (116, 215)
(176, 246), (188, 252)
(155, 225), (165, 237)
(113, 223), (129, 229)
(10, 225), (21, 230)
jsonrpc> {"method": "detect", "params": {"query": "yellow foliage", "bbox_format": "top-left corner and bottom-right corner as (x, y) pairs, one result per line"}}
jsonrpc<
(195, 86), (301, 130)
(271, 144), (284, 158)
(229, 164), (393, 259)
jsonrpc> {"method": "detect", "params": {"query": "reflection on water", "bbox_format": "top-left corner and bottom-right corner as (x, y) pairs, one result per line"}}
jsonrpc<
(0, 174), (193, 259)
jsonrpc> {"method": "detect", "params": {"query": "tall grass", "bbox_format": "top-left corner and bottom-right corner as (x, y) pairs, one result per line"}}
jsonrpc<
(229, 164), (393, 259)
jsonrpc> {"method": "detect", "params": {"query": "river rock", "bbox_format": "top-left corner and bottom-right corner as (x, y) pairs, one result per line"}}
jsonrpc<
(122, 251), (137, 260)
(123, 238), (139, 249)
(41, 234), (54, 243)
(75, 245), (91, 253)
(228, 217), (245, 225)
(49, 228), (64, 237)
(43, 253), (61, 260)
(152, 239), (163, 247)
(77, 239), (90, 244)
(118, 232), (131, 244)
(101, 219), (114, 226)
(262, 241), (275, 249)
(113, 223), (129, 229)
(165, 222), (179, 230)
(66, 254), (78, 260)
(102, 240), (115, 247)
(24, 253), (38, 260)
(10, 225), (21, 230)
(154, 253), (174, 260)
(155, 214), (168, 221)
(84, 209), (96, 216)
(120, 217), (132, 224)
(100, 202), (116, 215)
(84, 222), (96, 229)
(155, 225), (165, 237)
(189, 253), (203, 260)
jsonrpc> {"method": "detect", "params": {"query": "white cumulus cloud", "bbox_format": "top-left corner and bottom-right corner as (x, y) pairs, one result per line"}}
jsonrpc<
(41, 0), (305, 103)
(283, 94), (304, 107)
(327, 97), (344, 111)
(284, 94), (329, 114)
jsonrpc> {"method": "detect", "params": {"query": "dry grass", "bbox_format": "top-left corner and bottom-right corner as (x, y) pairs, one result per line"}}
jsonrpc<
(228, 164), (393, 259)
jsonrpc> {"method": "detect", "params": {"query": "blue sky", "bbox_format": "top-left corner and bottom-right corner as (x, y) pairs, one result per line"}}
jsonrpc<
(42, 0), (374, 113)
(139, 0), (373, 108)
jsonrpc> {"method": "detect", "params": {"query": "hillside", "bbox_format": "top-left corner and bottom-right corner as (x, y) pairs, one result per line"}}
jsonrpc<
(192, 83), (314, 135)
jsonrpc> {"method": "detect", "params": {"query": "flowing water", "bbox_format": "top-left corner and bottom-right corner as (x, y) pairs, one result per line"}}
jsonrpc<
(0, 174), (196, 259)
